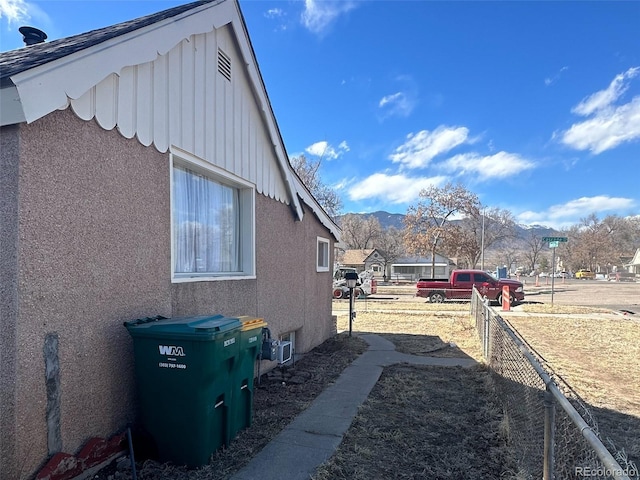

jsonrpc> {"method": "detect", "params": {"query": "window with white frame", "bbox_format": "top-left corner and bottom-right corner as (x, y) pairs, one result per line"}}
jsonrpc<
(317, 237), (330, 272)
(171, 151), (255, 281)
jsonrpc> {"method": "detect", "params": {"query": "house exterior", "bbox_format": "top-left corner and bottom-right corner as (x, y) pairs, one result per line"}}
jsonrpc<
(389, 254), (452, 282)
(0, 1), (339, 478)
(624, 248), (640, 275)
(339, 249), (386, 277)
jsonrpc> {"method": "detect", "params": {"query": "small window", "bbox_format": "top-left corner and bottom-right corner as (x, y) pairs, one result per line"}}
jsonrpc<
(317, 237), (330, 272)
(171, 150), (255, 281)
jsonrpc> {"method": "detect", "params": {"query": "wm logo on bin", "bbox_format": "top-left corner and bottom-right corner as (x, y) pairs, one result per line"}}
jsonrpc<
(158, 345), (185, 356)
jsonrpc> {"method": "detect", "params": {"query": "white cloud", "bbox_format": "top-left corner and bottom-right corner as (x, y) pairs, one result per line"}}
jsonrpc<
(378, 91), (415, 118)
(301, 0), (358, 35)
(440, 151), (536, 181)
(348, 173), (447, 204)
(572, 67), (638, 116)
(561, 96), (640, 154)
(544, 66), (569, 87)
(337, 140), (349, 151)
(0, 0), (29, 26)
(559, 67), (640, 153)
(265, 8), (284, 19)
(305, 140), (349, 160)
(517, 195), (637, 228)
(389, 126), (469, 169)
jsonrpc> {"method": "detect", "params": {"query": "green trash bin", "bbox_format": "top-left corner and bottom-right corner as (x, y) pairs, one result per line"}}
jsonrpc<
(230, 316), (267, 439)
(124, 314), (241, 467)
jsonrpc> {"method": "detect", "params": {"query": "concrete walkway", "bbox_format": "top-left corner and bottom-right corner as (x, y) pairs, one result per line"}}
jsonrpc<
(230, 334), (476, 480)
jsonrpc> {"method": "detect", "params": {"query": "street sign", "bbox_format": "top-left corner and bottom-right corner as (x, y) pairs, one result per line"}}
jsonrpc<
(542, 237), (567, 243)
(549, 241), (559, 248)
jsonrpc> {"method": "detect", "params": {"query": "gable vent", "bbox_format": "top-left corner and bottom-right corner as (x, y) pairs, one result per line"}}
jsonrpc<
(218, 48), (231, 81)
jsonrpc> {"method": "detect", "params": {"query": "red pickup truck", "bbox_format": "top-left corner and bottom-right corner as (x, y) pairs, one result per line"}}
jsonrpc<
(416, 269), (525, 305)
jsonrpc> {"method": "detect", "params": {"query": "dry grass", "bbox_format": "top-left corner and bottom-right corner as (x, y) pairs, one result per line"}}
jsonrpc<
(506, 316), (639, 415)
(332, 298), (471, 312)
(335, 307), (484, 361)
(337, 298), (640, 469)
(505, 315), (640, 464)
(516, 304), (612, 315)
(319, 305), (517, 478)
(313, 364), (515, 480)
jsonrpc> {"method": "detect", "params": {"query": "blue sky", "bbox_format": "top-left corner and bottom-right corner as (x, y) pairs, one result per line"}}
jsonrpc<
(2, 0), (639, 229)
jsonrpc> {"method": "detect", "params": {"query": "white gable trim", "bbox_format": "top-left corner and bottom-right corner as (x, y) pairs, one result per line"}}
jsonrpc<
(3, 0), (305, 220)
(8, 1), (230, 125)
(291, 174), (340, 241)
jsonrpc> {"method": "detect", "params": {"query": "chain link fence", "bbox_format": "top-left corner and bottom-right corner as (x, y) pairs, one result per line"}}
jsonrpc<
(470, 288), (638, 480)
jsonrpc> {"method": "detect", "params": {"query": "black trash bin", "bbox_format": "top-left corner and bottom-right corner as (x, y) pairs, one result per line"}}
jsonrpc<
(124, 314), (241, 467)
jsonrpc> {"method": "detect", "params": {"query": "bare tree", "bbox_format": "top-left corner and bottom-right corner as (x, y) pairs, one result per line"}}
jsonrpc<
(339, 214), (382, 250)
(522, 232), (546, 273)
(492, 245), (521, 274)
(290, 154), (342, 219)
(375, 227), (405, 281)
(566, 214), (623, 273)
(447, 206), (517, 269)
(403, 183), (479, 278)
(615, 216), (640, 267)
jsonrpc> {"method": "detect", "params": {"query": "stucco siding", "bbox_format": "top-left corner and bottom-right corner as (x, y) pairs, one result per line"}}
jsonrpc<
(0, 123), (20, 479)
(255, 197), (335, 353)
(15, 109), (173, 476)
(4, 107), (335, 479)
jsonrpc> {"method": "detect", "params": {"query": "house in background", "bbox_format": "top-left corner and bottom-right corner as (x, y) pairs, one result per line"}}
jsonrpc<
(389, 254), (453, 282)
(339, 248), (386, 278)
(0, 1), (339, 478)
(623, 248), (640, 275)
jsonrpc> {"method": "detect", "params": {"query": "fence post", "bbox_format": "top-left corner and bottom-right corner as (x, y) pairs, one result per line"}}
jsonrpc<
(483, 296), (490, 359)
(543, 386), (556, 480)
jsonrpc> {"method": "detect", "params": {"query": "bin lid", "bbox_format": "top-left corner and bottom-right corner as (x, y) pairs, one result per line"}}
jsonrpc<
(238, 316), (267, 331)
(124, 314), (241, 340)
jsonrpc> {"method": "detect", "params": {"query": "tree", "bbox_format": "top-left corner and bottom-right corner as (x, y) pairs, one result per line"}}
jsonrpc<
(538, 256), (550, 273)
(290, 154), (342, 219)
(562, 214), (625, 273)
(447, 206), (517, 269)
(339, 214), (382, 250)
(403, 183), (479, 278)
(522, 232), (546, 273)
(375, 227), (405, 281)
(492, 245), (521, 274)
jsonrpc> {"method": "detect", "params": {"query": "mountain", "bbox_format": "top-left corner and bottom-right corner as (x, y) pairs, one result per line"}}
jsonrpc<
(366, 211), (406, 229)
(338, 211), (560, 240)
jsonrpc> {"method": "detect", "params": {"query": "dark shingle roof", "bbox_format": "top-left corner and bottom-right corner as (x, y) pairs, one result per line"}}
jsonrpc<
(0, 0), (220, 85)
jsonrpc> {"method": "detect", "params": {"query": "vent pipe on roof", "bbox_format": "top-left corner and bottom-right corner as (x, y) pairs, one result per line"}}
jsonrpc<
(19, 26), (47, 46)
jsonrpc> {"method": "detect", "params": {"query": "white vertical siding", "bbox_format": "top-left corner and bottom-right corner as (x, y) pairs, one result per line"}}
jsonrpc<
(63, 24), (291, 204)
(116, 67), (136, 139)
(153, 55), (169, 153)
(136, 63), (153, 146)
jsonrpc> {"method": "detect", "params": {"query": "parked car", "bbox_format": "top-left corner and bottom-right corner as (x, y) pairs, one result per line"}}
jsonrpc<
(575, 269), (596, 280)
(416, 269), (524, 306)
